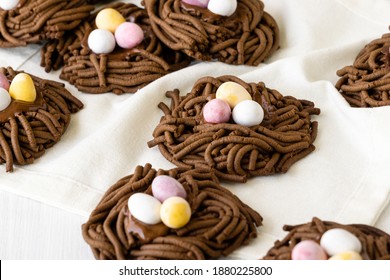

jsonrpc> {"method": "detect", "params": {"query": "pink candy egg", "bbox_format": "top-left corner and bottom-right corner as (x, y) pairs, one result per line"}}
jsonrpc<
(115, 22), (144, 49)
(291, 240), (328, 260)
(0, 73), (10, 91)
(203, 98), (231, 123)
(152, 175), (187, 203)
(181, 0), (209, 8)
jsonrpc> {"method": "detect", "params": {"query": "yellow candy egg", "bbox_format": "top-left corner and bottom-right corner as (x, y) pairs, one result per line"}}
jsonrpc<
(9, 73), (36, 103)
(160, 197), (191, 229)
(96, 8), (126, 33)
(328, 251), (363, 260)
(216, 81), (252, 108)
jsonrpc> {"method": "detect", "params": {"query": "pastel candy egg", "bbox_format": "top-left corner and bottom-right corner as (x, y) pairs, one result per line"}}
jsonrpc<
(328, 251), (363, 260)
(207, 0), (237, 17)
(152, 175), (187, 202)
(232, 100), (264, 127)
(216, 81), (251, 108)
(128, 193), (162, 225)
(291, 240), (328, 260)
(0, 0), (19, 10)
(320, 228), (362, 256)
(95, 8), (126, 33)
(115, 22), (144, 49)
(0, 88), (11, 111)
(181, 0), (209, 8)
(203, 98), (231, 123)
(88, 29), (116, 54)
(160, 197), (191, 229)
(0, 72), (10, 90)
(9, 73), (36, 102)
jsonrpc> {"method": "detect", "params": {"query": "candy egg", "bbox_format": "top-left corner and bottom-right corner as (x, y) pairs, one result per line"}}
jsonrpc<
(291, 240), (328, 260)
(0, 0), (19, 10)
(160, 197), (191, 229)
(152, 175), (187, 202)
(88, 29), (116, 54)
(320, 228), (362, 256)
(128, 193), (162, 225)
(203, 98), (231, 123)
(0, 72), (10, 90)
(232, 100), (264, 127)
(216, 81), (251, 108)
(0, 88), (11, 111)
(9, 73), (36, 102)
(95, 8), (126, 33)
(207, 0), (237, 17)
(328, 251), (363, 260)
(115, 22), (144, 49)
(181, 0), (209, 8)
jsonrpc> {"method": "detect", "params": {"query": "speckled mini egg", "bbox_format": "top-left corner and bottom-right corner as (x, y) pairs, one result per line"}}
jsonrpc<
(115, 22), (144, 49)
(291, 240), (328, 260)
(207, 0), (237, 17)
(232, 100), (264, 127)
(128, 193), (162, 225)
(152, 175), (187, 203)
(0, 88), (11, 111)
(0, 0), (19, 10)
(8, 73), (36, 102)
(88, 29), (116, 54)
(320, 228), (362, 256)
(160, 197), (191, 229)
(0, 73), (10, 90)
(203, 98), (231, 123)
(181, 0), (209, 8)
(95, 8), (126, 33)
(216, 81), (252, 108)
(328, 251), (363, 260)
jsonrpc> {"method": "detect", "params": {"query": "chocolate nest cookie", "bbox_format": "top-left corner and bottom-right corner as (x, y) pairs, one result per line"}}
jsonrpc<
(262, 217), (390, 260)
(143, 0), (279, 65)
(0, 0), (95, 47)
(148, 76), (320, 183)
(0, 67), (83, 172)
(82, 163), (262, 260)
(42, 2), (191, 94)
(335, 27), (390, 107)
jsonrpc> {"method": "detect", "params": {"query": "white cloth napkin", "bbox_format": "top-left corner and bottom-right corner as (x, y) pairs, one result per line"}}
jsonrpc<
(1, 0), (390, 259)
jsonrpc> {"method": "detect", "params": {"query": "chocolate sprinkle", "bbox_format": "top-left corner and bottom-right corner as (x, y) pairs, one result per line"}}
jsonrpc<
(143, 0), (279, 65)
(262, 217), (390, 260)
(0, 0), (95, 47)
(82, 163), (262, 260)
(0, 67), (83, 172)
(42, 2), (192, 94)
(148, 75), (320, 182)
(335, 26), (390, 107)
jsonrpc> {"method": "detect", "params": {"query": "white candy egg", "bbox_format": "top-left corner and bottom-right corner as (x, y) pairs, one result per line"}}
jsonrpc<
(232, 100), (264, 127)
(207, 0), (237, 17)
(320, 228), (362, 256)
(0, 88), (11, 111)
(0, 0), (19, 10)
(88, 29), (116, 54)
(128, 193), (162, 225)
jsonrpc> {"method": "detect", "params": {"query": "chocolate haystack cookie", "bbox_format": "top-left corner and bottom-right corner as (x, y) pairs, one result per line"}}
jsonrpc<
(262, 217), (390, 260)
(0, 67), (83, 172)
(0, 0), (95, 47)
(42, 2), (191, 94)
(143, 0), (279, 65)
(82, 163), (262, 260)
(148, 76), (320, 182)
(335, 27), (390, 107)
